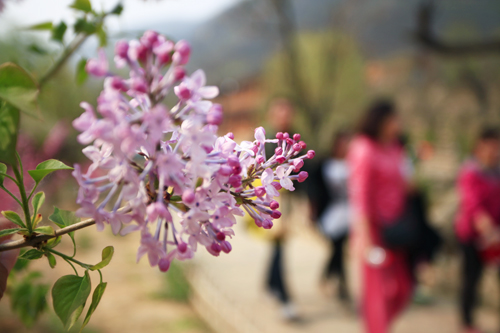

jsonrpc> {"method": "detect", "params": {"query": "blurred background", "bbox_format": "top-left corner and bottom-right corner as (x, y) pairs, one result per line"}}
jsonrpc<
(2, 0), (500, 332)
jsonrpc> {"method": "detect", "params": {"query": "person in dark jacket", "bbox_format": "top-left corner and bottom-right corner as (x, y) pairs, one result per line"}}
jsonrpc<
(308, 131), (351, 300)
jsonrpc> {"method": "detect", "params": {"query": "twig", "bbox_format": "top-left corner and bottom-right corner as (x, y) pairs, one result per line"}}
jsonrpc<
(0, 217), (96, 252)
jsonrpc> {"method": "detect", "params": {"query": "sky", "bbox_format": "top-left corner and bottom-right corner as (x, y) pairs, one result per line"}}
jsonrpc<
(0, 0), (242, 32)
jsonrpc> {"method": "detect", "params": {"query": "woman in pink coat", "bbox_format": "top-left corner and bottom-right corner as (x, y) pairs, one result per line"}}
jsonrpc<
(348, 101), (413, 333)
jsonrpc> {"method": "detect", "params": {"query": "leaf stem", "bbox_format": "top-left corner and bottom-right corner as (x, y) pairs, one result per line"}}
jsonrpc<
(48, 248), (90, 269)
(62, 257), (79, 276)
(12, 164), (32, 234)
(0, 172), (19, 185)
(0, 186), (23, 207)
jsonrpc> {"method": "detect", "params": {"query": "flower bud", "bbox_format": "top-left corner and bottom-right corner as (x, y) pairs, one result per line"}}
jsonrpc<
(115, 40), (129, 59)
(182, 189), (195, 204)
(275, 147), (283, 156)
(298, 171), (309, 182)
(272, 182), (282, 191)
(293, 133), (301, 141)
(178, 242), (188, 253)
(216, 232), (226, 241)
(256, 155), (265, 164)
(286, 138), (294, 146)
(283, 132), (289, 139)
(299, 141), (307, 149)
(254, 218), (263, 228)
(276, 155), (286, 164)
(293, 159), (304, 172)
(210, 242), (221, 254)
(262, 219), (273, 229)
(220, 241), (232, 254)
(271, 210), (282, 219)
(174, 40), (191, 65)
(227, 155), (240, 167)
(206, 104), (223, 125)
(219, 165), (233, 176)
(141, 30), (159, 47)
(306, 150), (316, 159)
(172, 66), (186, 81)
(131, 78), (148, 94)
(269, 200), (279, 210)
(255, 186), (266, 197)
(158, 258), (171, 272)
(110, 76), (127, 91)
(228, 175), (242, 188)
(232, 165), (242, 175)
(292, 143), (302, 152)
(226, 132), (235, 140)
(276, 132), (284, 140)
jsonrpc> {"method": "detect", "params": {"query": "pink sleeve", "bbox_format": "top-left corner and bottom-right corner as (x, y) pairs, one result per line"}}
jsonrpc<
(459, 168), (485, 227)
(348, 140), (374, 219)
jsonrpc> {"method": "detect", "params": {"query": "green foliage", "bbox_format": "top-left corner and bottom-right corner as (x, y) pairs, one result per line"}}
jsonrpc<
(0, 62), (39, 116)
(20, 249), (44, 260)
(0, 228), (20, 237)
(52, 271), (92, 330)
(28, 159), (73, 186)
(80, 282), (107, 332)
(28, 22), (53, 31)
(49, 207), (79, 254)
(31, 191), (45, 217)
(70, 0), (93, 13)
(52, 22), (68, 44)
(110, 3), (124, 15)
(48, 252), (57, 268)
(76, 58), (88, 85)
(0, 102), (20, 165)
(10, 271), (49, 327)
(90, 246), (114, 271)
(34, 225), (55, 235)
(155, 262), (190, 302)
(263, 31), (366, 153)
(74, 18), (97, 35)
(2, 211), (25, 228)
(0, 162), (6, 186)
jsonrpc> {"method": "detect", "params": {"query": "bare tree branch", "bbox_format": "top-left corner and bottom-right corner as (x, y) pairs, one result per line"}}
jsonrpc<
(415, 2), (500, 56)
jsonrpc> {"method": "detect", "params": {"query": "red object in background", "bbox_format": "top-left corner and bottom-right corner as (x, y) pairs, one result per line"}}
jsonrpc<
(479, 242), (500, 265)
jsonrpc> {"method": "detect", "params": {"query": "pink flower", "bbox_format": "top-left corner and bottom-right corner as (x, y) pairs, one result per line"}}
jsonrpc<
(276, 166), (295, 191)
(86, 49), (108, 77)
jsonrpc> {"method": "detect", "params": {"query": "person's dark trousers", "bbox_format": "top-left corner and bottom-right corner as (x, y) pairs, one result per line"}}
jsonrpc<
(324, 233), (348, 299)
(267, 239), (290, 304)
(460, 242), (484, 328)
(324, 233), (348, 280)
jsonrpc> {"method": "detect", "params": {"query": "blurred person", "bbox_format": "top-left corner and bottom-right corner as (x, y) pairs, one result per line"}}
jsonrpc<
(348, 100), (414, 333)
(455, 127), (500, 333)
(264, 97), (299, 321)
(308, 131), (351, 301)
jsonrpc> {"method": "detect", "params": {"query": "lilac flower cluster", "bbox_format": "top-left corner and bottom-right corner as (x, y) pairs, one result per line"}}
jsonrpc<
(73, 31), (314, 272)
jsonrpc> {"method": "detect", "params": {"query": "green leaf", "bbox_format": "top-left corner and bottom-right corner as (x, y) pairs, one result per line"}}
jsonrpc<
(51, 21), (67, 43)
(27, 22), (53, 30)
(2, 210), (26, 228)
(80, 282), (107, 332)
(76, 58), (88, 86)
(19, 249), (44, 260)
(49, 207), (78, 255)
(10, 271), (48, 327)
(70, 0), (92, 13)
(0, 62), (39, 117)
(96, 27), (107, 47)
(0, 102), (20, 165)
(0, 162), (7, 187)
(110, 3), (123, 15)
(74, 18), (97, 34)
(52, 271), (91, 329)
(47, 253), (57, 268)
(34, 226), (54, 236)
(90, 246), (114, 270)
(28, 44), (48, 55)
(46, 235), (62, 249)
(0, 228), (20, 237)
(31, 191), (45, 217)
(28, 159), (73, 186)
(68, 303), (85, 330)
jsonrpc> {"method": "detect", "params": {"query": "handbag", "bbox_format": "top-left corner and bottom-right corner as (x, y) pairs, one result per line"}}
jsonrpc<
(381, 196), (421, 250)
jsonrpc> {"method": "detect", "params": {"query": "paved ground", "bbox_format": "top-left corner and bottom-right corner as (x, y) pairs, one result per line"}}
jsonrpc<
(189, 203), (500, 333)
